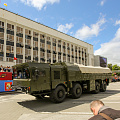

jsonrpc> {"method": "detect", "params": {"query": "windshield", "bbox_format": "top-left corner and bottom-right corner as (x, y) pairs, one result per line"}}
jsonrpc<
(13, 67), (30, 79)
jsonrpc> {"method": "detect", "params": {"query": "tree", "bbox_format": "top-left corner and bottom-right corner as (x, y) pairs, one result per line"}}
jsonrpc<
(108, 64), (112, 70)
(112, 64), (120, 70)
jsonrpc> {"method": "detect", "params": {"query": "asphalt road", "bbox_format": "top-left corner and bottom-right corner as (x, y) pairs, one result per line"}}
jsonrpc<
(0, 82), (120, 120)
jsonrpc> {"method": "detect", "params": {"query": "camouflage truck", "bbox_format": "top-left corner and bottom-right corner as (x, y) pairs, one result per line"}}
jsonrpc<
(12, 62), (112, 103)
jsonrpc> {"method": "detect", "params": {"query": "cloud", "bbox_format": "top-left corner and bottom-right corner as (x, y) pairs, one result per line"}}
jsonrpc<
(100, 0), (106, 6)
(94, 28), (120, 66)
(115, 20), (120, 26)
(20, 0), (60, 10)
(57, 23), (74, 34)
(75, 16), (106, 40)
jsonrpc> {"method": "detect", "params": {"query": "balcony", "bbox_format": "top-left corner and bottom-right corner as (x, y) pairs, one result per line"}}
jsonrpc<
(6, 41), (14, 46)
(0, 51), (4, 56)
(0, 28), (4, 32)
(7, 30), (14, 35)
(33, 37), (38, 41)
(0, 39), (4, 44)
(25, 44), (32, 49)
(33, 47), (38, 51)
(16, 33), (23, 38)
(53, 51), (57, 54)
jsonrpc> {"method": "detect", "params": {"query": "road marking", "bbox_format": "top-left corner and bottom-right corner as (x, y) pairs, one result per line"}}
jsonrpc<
(104, 102), (120, 103)
(38, 112), (93, 115)
(73, 101), (120, 104)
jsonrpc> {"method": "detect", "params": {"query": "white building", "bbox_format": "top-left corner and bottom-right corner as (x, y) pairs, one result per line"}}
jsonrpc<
(94, 55), (107, 67)
(0, 8), (94, 66)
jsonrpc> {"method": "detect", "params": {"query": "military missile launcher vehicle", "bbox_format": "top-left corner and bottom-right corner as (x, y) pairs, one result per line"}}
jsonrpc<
(12, 62), (112, 103)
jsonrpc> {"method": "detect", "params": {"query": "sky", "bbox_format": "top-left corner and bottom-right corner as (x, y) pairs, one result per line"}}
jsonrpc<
(0, 0), (120, 66)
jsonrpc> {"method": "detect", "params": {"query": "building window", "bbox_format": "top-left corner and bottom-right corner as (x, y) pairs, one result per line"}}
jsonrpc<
(79, 58), (81, 64)
(58, 55), (61, 62)
(72, 58), (74, 63)
(6, 57), (14, 62)
(7, 23), (14, 30)
(16, 59), (23, 64)
(58, 47), (61, 52)
(47, 44), (51, 50)
(40, 42), (45, 48)
(53, 54), (56, 60)
(63, 56), (66, 62)
(33, 41), (38, 48)
(0, 57), (3, 61)
(25, 39), (31, 46)
(16, 47), (23, 54)
(0, 32), (4, 40)
(67, 56), (70, 62)
(0, 44), (4, 52)
(16, 26), (23, 33)
(16, 37), (23, 43)
(53, 46), (56, 51)
(40, 51), (45, 58)
(7, 34), (14, 42)
(25, 29), (31, 35)
(25, 59), (31, 63)
(25, 49), (31, 56)
(6, 45), (14, 53)
(33, 50), (38, 57)
(0, 21), (4, 28)
(33, 32), (38, 38)
(75, 58), (77, 63)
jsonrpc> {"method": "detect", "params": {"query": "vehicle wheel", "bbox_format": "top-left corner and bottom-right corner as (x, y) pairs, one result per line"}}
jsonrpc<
(92, 82), (100, 94)
(71, 83), (82, 99)
(50, 86), (66, 103)
(100, 81), (107, 92)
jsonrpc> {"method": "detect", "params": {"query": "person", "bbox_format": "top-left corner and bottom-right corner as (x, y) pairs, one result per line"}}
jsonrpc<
(1, 68), (4, 72)
(89, 100), (120, 120)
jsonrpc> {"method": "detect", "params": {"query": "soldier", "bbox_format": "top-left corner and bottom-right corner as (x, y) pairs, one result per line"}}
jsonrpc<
(89, 100), (120, 120)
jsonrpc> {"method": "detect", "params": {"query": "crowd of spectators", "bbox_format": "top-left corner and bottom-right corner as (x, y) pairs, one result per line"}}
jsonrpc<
(0, 65), (13, 73)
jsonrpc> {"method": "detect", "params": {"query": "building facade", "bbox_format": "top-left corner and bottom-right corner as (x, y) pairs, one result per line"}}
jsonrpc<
(0, 8), (94, 66)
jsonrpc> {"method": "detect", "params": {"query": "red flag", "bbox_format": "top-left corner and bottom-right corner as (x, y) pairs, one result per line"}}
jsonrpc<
(14, 57), (17, 60)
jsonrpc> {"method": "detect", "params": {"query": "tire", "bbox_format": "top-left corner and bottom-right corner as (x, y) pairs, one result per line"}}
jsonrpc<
(50, 86), (66, 103)
(100, 81), (107, 92)
(92, 82), (100, 94)
(71, 83), (82, 99)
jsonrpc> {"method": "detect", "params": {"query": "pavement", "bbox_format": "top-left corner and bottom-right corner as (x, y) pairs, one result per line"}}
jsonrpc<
(0, 82), (120, 120)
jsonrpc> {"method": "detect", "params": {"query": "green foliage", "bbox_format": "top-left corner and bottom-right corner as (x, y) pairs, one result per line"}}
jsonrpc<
(108, 64), (112, 70)
(112, 73), (115, 76)
(117, 73), (120, 76)
(112, 64), (120, 70)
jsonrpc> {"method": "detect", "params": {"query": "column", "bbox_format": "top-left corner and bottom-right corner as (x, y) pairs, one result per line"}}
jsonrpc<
(70, 43), (72, 63)
(31, 30), (33, 62)
(83, 48), (85, 65)
(61, 40), (63, 62)
(50, 36), (53, 64)
(45, 34), (47, 63)
(73, 45), (75, 63)
(4, 20), (7, 62)
(56, 38), (58, 62)
(23, 27), (25, 63)
(77, 46), (79, 64)
(66, 42), (67, 62)
(80, 47), (82, 64)
(14, 24), (16, 65)
(38, 33), (40, 63)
